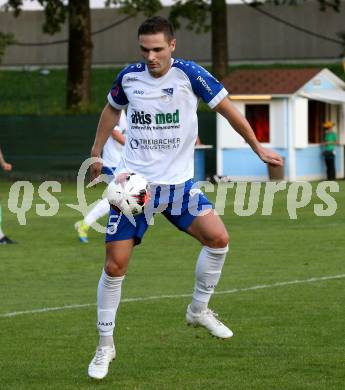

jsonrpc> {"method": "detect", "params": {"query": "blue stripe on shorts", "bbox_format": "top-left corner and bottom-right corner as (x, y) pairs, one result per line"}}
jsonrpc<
(105, 179), (212, 245)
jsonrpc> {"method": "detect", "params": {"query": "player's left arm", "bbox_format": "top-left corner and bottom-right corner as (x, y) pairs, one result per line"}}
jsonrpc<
(214, 97), (283, 167)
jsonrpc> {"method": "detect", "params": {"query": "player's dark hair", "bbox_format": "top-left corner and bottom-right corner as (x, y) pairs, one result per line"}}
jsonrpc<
(138, 16), (175, 41)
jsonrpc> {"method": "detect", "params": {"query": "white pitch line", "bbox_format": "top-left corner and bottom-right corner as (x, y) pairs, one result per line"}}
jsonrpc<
(1, 273), (345, 319)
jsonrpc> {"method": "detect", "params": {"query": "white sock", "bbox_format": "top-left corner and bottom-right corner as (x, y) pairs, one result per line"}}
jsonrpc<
(99, 335), (114, 348)
(191, 245), (229, 313)
(97, 269), (124, 345)
(190, 298), (207, 313)
(84, 198), (110, 226)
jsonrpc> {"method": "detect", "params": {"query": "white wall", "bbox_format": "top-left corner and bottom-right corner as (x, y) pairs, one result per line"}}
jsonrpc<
(217, 101), (247, 149)
(294, 97), (308, 148)
(270, 99), (286, 148)
(339, 104), (345, 144)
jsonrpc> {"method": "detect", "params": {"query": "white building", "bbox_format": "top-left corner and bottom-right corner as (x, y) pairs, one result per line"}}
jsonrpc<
(217, 68), (345, 181)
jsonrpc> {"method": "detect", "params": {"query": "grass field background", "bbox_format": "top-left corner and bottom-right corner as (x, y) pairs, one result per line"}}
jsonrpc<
(0, 180), (344, 389)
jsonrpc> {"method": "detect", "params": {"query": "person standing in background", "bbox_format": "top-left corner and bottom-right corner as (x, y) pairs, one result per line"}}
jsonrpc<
(321, 121), (337, 180)
(0, 145), (16, 244)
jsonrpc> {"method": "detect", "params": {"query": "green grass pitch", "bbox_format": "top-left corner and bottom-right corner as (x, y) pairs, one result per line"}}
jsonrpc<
(0, 180), (344, 389)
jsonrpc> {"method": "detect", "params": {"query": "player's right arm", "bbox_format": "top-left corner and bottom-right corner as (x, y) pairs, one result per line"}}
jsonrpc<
(0, 145), (12, 171)
(111, 129), (126, 145)
(215, 97), (283, 166)
(183, 61), (282, 167)
(111, 110), (127, 146)
(91, 68), (130, 180)
(91, 103), (121, 180)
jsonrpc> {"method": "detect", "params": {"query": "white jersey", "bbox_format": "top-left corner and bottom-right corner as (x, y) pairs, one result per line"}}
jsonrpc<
(107, 58), (228, 184)
(102, 110), (127, 167)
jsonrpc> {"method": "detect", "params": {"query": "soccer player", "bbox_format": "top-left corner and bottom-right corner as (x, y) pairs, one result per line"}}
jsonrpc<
(75, 110), (127, 243)
(0, 145), (16, 244)
(88, 16), (283, 379)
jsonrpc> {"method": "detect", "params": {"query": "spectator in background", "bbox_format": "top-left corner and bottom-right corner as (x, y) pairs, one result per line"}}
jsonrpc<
(0, 145), (16, 244)
(321, 121), (337, 180)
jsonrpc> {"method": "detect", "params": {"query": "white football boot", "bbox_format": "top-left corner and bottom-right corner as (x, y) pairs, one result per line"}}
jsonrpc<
(88, 345), (116, 380)
(186, 305), (234, 339)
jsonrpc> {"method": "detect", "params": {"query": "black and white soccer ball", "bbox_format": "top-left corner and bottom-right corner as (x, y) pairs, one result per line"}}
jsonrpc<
(106, 172), (150, 216)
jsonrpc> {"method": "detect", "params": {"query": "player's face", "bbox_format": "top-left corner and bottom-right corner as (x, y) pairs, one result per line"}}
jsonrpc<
(139, 33), (176, 78)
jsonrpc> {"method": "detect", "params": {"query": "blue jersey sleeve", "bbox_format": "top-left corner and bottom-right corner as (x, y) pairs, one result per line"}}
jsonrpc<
(107, 68), (129, 109)
(172, 60), (228, 109)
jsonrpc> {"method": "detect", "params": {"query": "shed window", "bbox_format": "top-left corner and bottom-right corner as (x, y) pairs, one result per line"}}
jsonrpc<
(308, 100), (326, 143)
(245, 104), (270, 143)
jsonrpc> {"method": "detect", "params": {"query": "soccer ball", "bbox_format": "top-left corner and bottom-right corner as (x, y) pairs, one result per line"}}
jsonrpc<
(106, 172), (150, 216)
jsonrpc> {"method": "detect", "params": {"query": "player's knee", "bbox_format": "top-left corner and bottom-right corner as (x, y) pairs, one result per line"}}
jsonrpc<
(104, 257), (127, 277)
(208, 231), (229, 249)
(217, 231), (230, 248)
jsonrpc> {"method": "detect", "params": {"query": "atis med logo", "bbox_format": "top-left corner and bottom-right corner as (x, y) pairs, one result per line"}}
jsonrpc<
(131, 109), (180, 125)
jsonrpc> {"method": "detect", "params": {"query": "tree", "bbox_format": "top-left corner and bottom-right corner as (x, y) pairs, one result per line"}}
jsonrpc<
(66, 0), (92, 110)
(169, 0), (228, 80)
(5, 0), (92, 111)
(106, 0), (162, 16)
(0, 32), (15, 64)
(210, 0), (228, 81)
